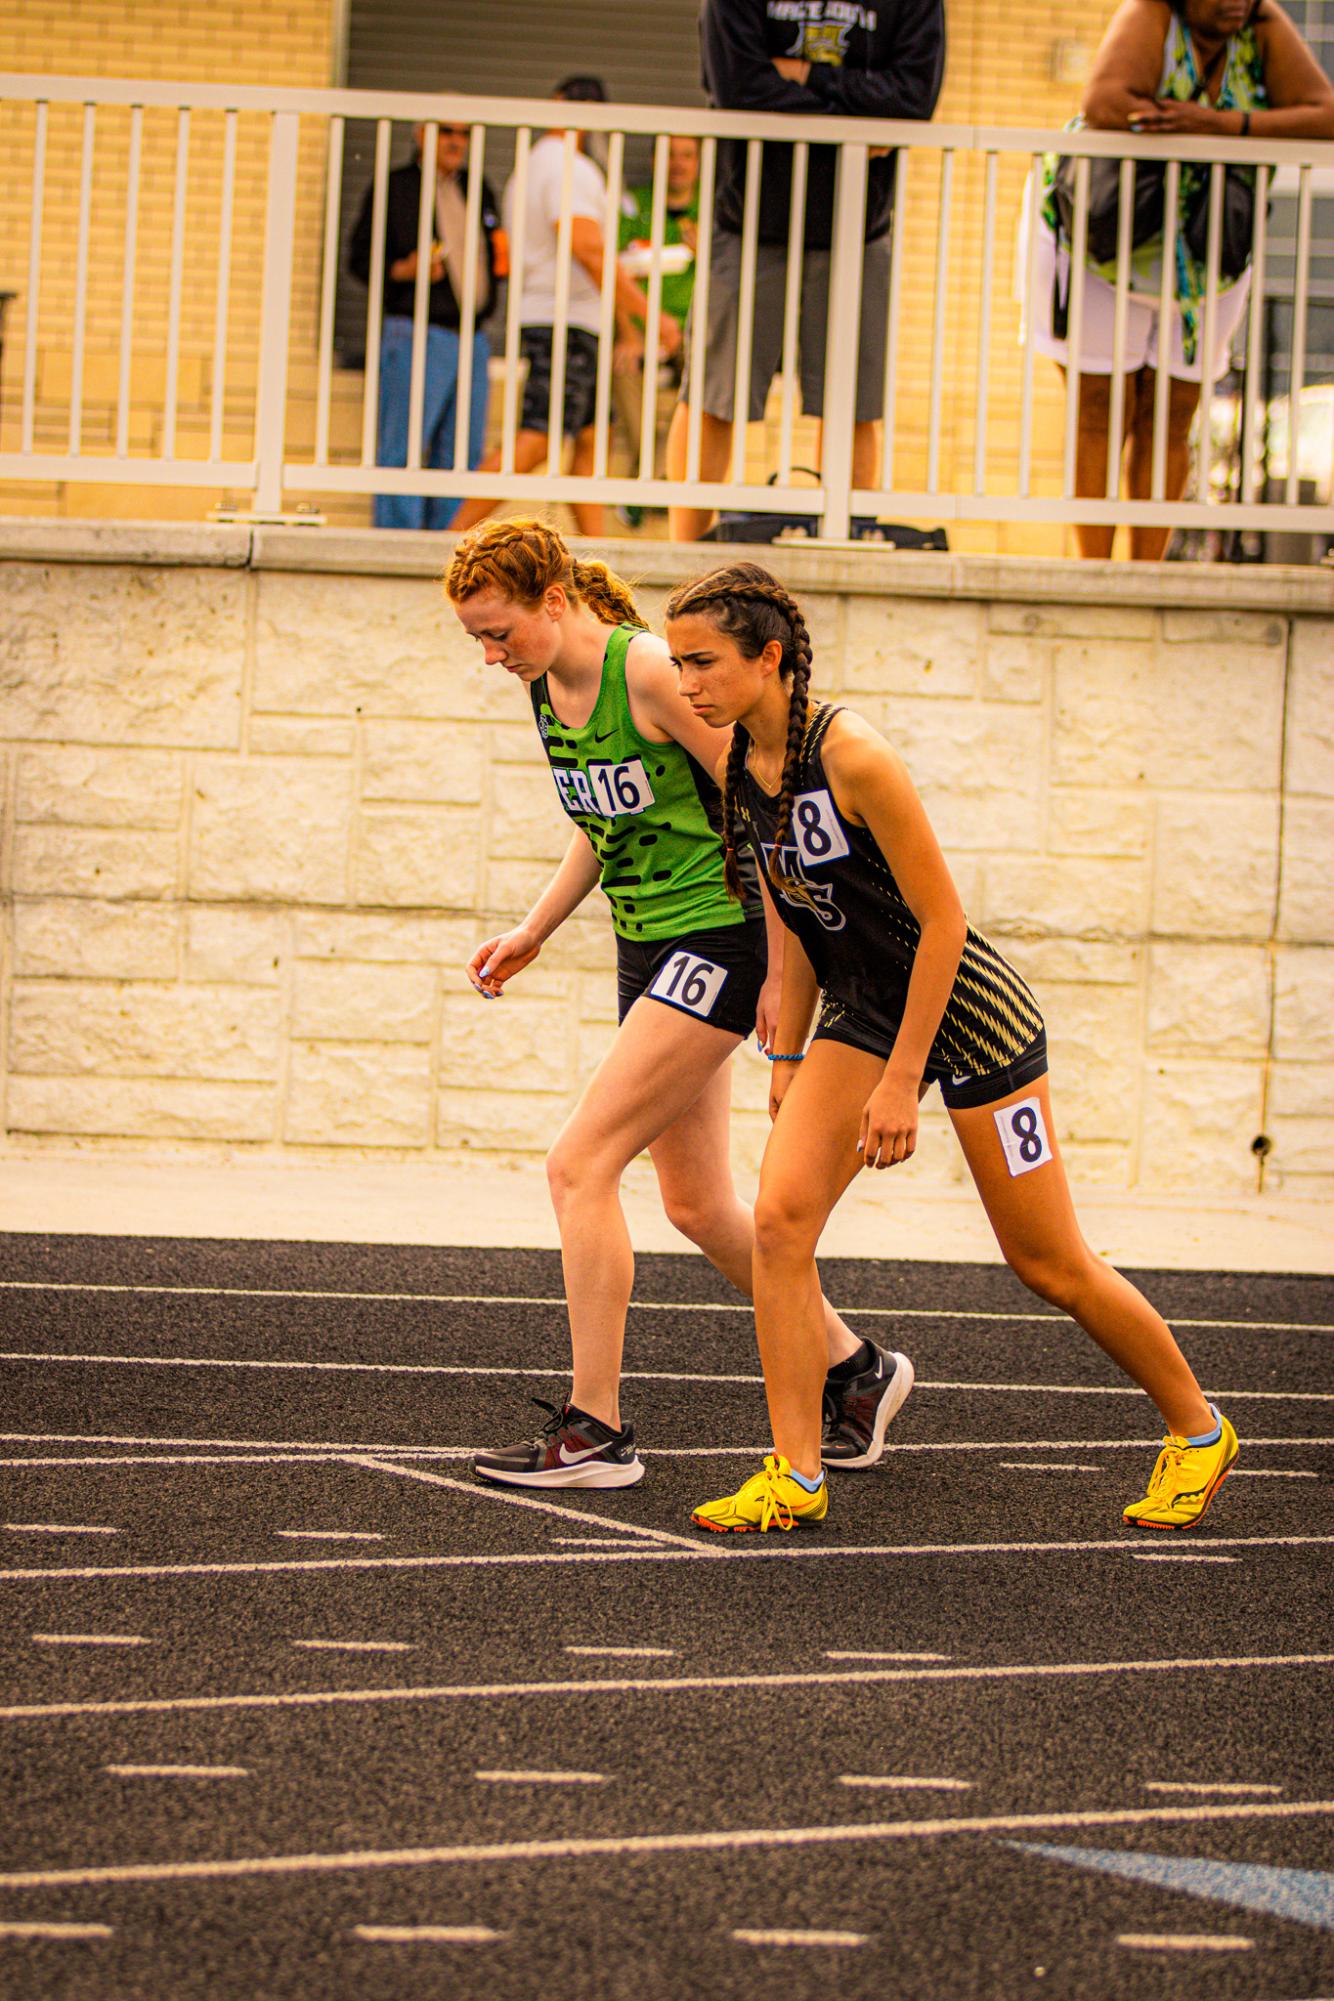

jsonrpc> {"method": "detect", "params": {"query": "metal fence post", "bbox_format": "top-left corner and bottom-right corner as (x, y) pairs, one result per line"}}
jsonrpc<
(254, 110), (300, 515)
(819, 141), (867, 542)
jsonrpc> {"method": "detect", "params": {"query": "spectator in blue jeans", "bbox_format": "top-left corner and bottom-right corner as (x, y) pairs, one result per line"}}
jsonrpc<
(348, 122), (502, 529)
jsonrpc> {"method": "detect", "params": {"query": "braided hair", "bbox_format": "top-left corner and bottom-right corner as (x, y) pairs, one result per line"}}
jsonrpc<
(444, 517), (646, 629)
(663, 562), (814, 898)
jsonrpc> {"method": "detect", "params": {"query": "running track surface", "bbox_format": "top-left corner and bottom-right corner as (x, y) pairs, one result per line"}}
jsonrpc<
(1, 1234), (1331, 2001)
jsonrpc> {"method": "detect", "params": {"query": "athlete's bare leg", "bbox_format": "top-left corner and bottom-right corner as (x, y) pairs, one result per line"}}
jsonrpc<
(949, 1074), (1213, 1436)
(545, 1000), (740, 1430)
(547, 1001), (861, 1431)
(648, 1058), (863, 1367)
(750, 1041), (885, 1479)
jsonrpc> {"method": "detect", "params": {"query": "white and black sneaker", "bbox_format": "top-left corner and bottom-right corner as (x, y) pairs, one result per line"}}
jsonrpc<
(821, 1343), (915, 1470)
(473, 1398), (646, 1489)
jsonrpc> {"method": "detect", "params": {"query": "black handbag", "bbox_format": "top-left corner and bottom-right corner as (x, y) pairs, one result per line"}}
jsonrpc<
(1051, 153), (1165, 269)
(1182, 162), (1258, 281)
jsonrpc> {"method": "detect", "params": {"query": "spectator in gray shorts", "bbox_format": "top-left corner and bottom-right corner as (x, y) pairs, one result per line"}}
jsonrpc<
(668, 0), (945, 541)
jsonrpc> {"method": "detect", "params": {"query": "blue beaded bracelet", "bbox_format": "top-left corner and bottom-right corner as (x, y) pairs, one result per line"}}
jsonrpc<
(764, 1050), (805, 1062)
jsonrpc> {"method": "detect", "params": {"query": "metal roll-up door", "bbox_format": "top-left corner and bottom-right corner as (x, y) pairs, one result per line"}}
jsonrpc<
(336, 0), (705, 364)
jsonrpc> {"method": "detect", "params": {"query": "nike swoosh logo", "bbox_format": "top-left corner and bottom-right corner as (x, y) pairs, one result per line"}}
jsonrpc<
(592, 728), (616, 743)
(558, 1440), (608, 1465)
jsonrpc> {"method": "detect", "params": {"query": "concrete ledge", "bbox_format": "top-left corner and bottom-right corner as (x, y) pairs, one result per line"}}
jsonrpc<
(2, 517), (1331, 613)
(0, 518), (254, 569)
(2, 1146), (1330, 1271)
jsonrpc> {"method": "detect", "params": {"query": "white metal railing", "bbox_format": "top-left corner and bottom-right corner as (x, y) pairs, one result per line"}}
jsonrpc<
(1, 73), (1332, 539)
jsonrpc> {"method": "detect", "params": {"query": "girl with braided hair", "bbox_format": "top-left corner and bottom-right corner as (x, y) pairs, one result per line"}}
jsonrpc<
(665, 561), (1237, 1534)
(444, 521), (891, 1489)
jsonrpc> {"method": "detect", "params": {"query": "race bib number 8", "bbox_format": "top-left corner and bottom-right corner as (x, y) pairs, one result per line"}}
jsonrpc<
(647, 951), (728, 1019)
(791, 788), (850, 868)
(994, 1096), (1053, 1177)
(553, 759), (655, 819)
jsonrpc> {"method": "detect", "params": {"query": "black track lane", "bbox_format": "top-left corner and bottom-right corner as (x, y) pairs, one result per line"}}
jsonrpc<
(2, 1236), (1331, 2000)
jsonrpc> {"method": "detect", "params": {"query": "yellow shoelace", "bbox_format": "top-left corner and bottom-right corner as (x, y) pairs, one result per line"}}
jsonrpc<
(1146, 1437), (1190, 1496)
(755, 1455), (803, 1532)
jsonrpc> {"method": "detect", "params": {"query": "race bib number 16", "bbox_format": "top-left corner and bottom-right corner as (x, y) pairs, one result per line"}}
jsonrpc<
(647, 951), (728, 1019)
(553, 758), (655, 820)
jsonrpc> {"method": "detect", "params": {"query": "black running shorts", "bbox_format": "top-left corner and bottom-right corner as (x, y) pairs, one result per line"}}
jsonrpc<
(813, 997), (1049, 1110)
(616, 916), (766, 1038)
(519, 325), (599, 438)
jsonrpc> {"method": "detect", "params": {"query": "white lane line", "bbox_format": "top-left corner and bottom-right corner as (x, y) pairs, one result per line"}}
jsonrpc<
(734, 1928), (867, 1947)
(0, 1453), (356, 1469)
(552, 1537), (640, 1546)
(5, 1524), (119, 1535)
(1118, 1935), (1254, 1952)
(4, 1282), (1327, 1333)
(4, 1352), (1332, 1403)
(347, 1455), (706, 1555)
(838, 1775), (971, 1791)
(4, 1429), (1330, 1460)
(1145, 1782), (1283, 1796)
(1, 1649), (1329, 1726)
(0, 1798), (1328, 1893)
(998, 1463), (1103, 1473)
(1232, 1469), (1321, 1479)
(275, 1531), (384, 1543)
(1129, 1544), (1247, 1567)
(0, 1920), (113, 1939)
(5, 1533), (1332, 1588)
(31, 1632), (149, 1648)
(475, 1769), (605, 1786)
(564, 1645), (676, 1659)
(293, 1640), (413, 1655)
(105, 1764), (248, 1779)
(354, 1924), (506, 1943)
(825, 1651), (952, 1662)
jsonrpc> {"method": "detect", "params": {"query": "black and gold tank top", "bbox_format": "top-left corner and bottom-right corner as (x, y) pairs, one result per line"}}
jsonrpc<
(735, 703), (1044, 1076)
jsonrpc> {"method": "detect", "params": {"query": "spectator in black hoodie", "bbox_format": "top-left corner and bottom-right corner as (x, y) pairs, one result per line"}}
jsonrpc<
(348, 123), (502, 530)
(667, 0), (945, 540)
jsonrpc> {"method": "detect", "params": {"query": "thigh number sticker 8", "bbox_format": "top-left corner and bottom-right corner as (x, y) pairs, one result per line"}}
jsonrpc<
(994, 1096), (1053, 1177)
(647, 951), (729, 1019)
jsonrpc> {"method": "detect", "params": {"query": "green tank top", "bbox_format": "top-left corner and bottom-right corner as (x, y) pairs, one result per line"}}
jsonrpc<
(530, 624), (749, 942)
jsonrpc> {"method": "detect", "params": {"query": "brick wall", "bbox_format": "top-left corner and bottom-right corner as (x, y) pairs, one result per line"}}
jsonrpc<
(0, 0), (338, 519)
(1, 524), (1329, 1198)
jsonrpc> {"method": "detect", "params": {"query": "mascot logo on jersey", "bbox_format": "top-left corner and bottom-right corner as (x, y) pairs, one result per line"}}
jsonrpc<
(763, 842), (846, 931)
(802, 21), (851, 62)
(770, 1), (879, 66)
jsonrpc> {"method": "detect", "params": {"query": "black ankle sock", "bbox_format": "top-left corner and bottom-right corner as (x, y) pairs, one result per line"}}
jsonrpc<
(827, 1338), (879, 1382)
(565, 1400), (621, 1438)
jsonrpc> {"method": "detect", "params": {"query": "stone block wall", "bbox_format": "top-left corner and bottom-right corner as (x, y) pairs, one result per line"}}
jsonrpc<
(0, 524), (1329, 1200)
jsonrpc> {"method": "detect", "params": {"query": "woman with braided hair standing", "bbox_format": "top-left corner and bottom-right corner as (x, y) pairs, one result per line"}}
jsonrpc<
(665, 561), (1238, 1535)
(444, 521), (904, 1489)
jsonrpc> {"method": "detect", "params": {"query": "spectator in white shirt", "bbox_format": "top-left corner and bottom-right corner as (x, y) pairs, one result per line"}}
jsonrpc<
(452, 78), (679, 536)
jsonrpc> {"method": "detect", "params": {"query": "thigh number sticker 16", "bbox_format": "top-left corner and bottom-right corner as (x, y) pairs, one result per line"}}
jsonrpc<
(648, 951), (728, 1019)
(994, 1096), (1053, 1177)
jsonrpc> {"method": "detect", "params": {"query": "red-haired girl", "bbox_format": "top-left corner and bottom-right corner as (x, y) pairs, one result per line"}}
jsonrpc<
(445, 522), (910, 1488)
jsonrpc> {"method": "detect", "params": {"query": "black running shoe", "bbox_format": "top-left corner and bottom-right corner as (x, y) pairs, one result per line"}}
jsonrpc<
(473, 1398), (645, 1489)
(821, 1347), (914, 1469)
